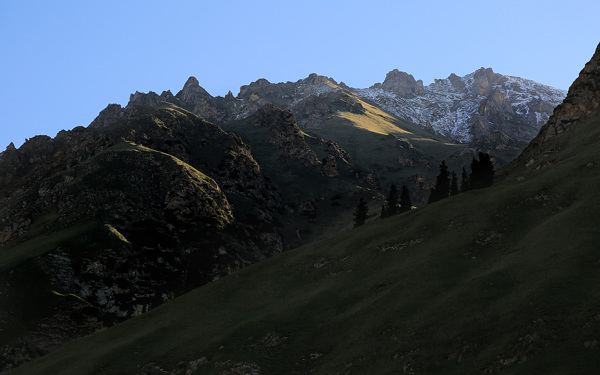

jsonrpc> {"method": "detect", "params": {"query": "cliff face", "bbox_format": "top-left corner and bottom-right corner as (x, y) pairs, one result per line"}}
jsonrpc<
(525, 42), (600, 152)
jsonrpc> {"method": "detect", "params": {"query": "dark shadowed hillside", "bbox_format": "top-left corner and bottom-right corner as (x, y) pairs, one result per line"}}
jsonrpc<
(5, 42), (600, 375)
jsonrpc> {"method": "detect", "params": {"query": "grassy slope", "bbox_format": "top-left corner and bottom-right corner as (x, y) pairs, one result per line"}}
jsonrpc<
(10, 106), (600, 375)
(0, 141), (223, 272)
(0, 140), (229, 350)
(220, 95), (465, 242)
(305, 97), (465, 188)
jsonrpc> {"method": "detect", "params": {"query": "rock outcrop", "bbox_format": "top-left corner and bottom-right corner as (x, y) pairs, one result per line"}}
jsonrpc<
(525, 42), (600, 152)
(251, 104), (320, 168)
(175, 76), (225, 122)
(320, 139), (354, 177)
(378, 69), (425, 98)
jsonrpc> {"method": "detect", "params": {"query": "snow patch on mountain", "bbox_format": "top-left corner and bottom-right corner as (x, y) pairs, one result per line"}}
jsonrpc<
(355, 70), (566, 144)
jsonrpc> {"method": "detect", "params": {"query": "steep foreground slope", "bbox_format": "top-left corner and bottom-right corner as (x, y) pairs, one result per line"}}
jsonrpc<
(9, 116), (600, 375)
(10, 44), (600, 375)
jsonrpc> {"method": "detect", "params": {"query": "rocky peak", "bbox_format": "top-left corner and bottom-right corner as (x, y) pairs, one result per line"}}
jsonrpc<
(176, 76), (213, 102)
(129, 91), (159, 106)
(447, 73), (467, 92)
(338, 81), (351, 90)
(380, 69), (425, 98)
(237, 78), (277, 101)
(525, 42), (600, 152)
(89, 103), (125, 128)
(469, 67), (507, 96)
(171, 77), (226, 122)
(300, 73), (337, 86)
(127, 90), (174, 108)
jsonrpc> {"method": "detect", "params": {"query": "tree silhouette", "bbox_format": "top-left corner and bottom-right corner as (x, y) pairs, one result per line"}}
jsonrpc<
(460, 167), (470, 193)
(470, 152), (494, 189)
(353, 198), (369, 228)
(399, 185), (412, 213)
(381, 183), (398, 218)
(428, 160), (451, 203)
(450, 171), (459, 196)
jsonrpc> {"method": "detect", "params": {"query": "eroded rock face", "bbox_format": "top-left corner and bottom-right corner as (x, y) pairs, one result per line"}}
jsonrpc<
(321, 154), (339, 177)
(239, 78), (286, 102)
(321, 141), (349, 177)
(251, 104), (320, 168)
(380, 69), (425, 98)
(174, 76), (224, 122)
(471, 67), (508, 96)
(525, 42), (600, 152)
(89, 103), (125, 128)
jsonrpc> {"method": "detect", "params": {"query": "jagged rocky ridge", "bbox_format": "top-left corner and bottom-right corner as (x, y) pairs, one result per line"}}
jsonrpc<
(122, 69), (565, 151)
(356, 68), (566, 146)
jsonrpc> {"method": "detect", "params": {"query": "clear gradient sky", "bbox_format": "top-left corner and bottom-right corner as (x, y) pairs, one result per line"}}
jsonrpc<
(1, 0), (598, 149)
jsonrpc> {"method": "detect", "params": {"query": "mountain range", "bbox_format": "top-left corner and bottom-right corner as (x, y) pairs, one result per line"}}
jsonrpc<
(0, 48), (592, 374)
(114, 67), (565, 149)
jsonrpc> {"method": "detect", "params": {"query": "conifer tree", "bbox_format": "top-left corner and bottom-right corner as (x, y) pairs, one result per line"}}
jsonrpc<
(428, 160), (451, 203)
(469, 152), (494, 189)
(399, 185), (412, 213)
(353, 198), (369, 228)
(450, 171), (459, 196)
(385, 183), (399, 217)
(460, 167), (470, 193)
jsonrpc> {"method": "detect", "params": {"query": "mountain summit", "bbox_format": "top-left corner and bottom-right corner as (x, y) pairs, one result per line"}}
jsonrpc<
(356, 67), (566, 145)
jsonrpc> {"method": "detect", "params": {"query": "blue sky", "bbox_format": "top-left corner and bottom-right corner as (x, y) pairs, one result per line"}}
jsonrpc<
(1, 0), (598, 149)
